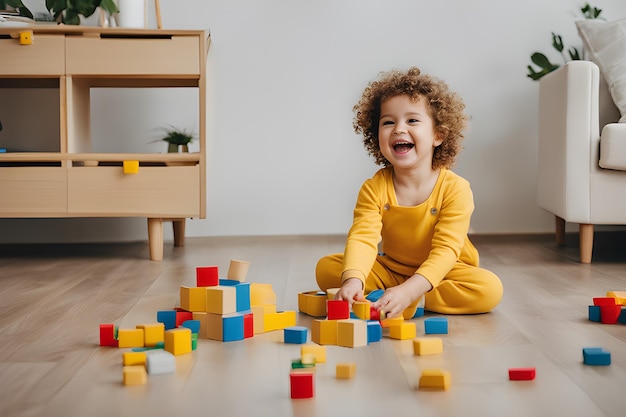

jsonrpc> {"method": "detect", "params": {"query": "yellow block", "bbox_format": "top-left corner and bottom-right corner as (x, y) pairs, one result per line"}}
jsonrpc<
(336, 362), (357, 379)
(337, 319), (368, 348)
(123, 365), (147, 385)
(301, 344), (327, 364)
(180, 286), (207, 312)
(389, 322), (416, 340)
(351, 301), (371, 320)
(264, 310), (297, 332)
(123, 160), (139, 174)
(19, 30), (33, 45)
(192, 312), (208, 338)
(136, 323), (165, 347)
(419, 369), (451, 390)
(311, 319), (337, 345)
(250, 283), (277, 306)
(326, 288), (340, 300)
(413, 337), (444, 355)
(380, 315), (404, 328)
(164, 327), (192, 356)
(123, 351), (147, 366)
(205, 286), (237, 315)
(298, 291), (328, 317)
(118, 328), (145, 348)
(607, 291), (626, 305)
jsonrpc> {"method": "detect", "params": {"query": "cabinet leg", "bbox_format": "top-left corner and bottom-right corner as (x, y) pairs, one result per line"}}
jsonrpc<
(555, 216), (566, 246)
(579, 223), (594, 264)
(147, 218), (164, 261)
(173, 219), (186, 247)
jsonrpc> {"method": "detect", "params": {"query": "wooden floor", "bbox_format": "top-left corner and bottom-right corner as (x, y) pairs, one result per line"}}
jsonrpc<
(1, 233), (626, 417)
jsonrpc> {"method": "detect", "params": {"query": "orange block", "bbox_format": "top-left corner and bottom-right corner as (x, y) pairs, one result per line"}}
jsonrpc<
(311, 319), (337, 345)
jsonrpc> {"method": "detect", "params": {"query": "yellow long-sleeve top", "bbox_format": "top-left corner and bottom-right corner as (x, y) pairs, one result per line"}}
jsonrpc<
(341, 167), (480, 288)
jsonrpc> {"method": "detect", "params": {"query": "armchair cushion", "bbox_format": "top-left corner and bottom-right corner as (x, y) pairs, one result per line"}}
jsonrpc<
(599, 123), (626, 170)
(576, 18), (626, 123)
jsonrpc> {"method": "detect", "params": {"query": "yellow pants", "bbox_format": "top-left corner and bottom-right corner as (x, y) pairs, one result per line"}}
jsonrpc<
(315, 253), (503, 316)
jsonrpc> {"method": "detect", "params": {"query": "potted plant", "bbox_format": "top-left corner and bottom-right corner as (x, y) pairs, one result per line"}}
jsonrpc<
(46, 0), (118, 25)
(155, 126), (195, 153)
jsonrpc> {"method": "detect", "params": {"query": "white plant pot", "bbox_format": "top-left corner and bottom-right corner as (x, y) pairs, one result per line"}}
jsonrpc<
(116, 0), (146, 28)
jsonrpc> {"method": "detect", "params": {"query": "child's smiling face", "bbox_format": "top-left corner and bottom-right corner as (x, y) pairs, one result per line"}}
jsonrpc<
(378, 94), (442, 171)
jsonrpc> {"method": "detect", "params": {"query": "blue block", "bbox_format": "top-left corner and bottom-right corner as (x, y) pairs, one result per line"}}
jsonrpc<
(412, 307), (425, 318)
(223, 313), (245, 342)
(157, 310), (177, 330)
(583, 347), (611, 366)
(619, 309), (626, 324)
(588, 305), (601, 322)
(284, 326), (308, 344)
(367, 320), (382, 343)
(0, 148), (6, 153)
(181, 319), (201, 334)
(220, 279), (251, 312)
(366, 289), (384, 302)
(424, 317), (448, 334)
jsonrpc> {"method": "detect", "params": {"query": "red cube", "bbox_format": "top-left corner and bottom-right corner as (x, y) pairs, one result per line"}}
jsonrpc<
(327, 300), (350, 320)
(196, 266), (219, 287)
(290, 372), (314, 399)
(508, 367), (536, 381)
(99, 323), (118, 347)
(244, 312), (254, 338)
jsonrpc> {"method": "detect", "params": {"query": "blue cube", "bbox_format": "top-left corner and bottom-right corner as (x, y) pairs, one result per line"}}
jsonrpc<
(424, 317), (448, 335)
(588, 305), (601, 322)
(367, 320), (382, 343)
(220, 279), (251, 312)
(223, 313), (245, 342)
(583, 347), (611, 366)
(181, 319), (201, 334)
(157, 310), (177, 330)
(284, 326), (308, 344)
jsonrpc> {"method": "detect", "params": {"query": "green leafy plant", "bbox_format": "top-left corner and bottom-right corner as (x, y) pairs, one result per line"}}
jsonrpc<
(0, 1), (34, 19)
(46, 0), (118, 25)
(154, 126), (196, 153)
(527, 3), (604, 81)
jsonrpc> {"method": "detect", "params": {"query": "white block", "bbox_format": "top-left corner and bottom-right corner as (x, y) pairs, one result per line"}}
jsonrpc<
(146, 350), (176, 375)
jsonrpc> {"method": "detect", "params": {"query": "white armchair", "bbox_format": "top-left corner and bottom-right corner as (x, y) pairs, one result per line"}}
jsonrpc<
(537, 60), (626, 263)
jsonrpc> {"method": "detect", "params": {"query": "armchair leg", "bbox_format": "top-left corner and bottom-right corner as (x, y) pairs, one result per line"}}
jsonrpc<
(555, 216), (566, 246)
(579, 223), (594, 264)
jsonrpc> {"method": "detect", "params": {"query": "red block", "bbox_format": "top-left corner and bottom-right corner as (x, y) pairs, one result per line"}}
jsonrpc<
(508, 367), (536, 381)
(244, 312), (254, 338)
(327, 300), (350, 320)
(99, 323), (117, 347)
(196, 266), (219, 287)
(370, 306), (381, 321)
(600, 305), (622, 324)
(175, 310), (194, 327)
(593, 297), (616, 306)
(290, 372), (314, 399)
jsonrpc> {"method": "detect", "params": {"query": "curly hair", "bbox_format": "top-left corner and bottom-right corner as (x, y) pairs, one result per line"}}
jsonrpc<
(353, 67), (468, 169)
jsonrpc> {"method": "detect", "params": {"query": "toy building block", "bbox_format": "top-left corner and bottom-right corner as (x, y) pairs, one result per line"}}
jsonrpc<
(157, 310), (177, 330)
(243, 312), (254, 338)
(180, 286), (207, 312)
(389, 322), (417, 340)
(191, 333), (199, 350)
(337, 319), (368, 348)
(118, 328), (145, 348)
(164, 327), (192, 355)
(250, 283), (277, 306)
(325, 288), (340, 300)
(327, 300), (350, 320)
(290, 371), (314, 399)
(365, 289), (384, 302)
(301, 344), (327, 363)
(291, 358), (316, 370)
(508, 367), (536, 381)
(301, 353), (317, 366)
(122, 160), (139, 174)
(99, 323), (117, 347)
(369, 306), (382, 321)
(367, 320), (382, 343)
(311, 319), (338, 345)
(136, 322), (165, 347)
(123, 351), (147, 366)
(251, 306), (267, 334)
(19, 30), (33, 45)
(298, 291), (328, 317)
(146, 350), (176, 375)
(181, 319), (201, 335)
(351, 301), (371, 320)
(192, 312), (208, 338)
(336, 362), (357, 379)
(593, 297), (616, 306)
(284, 326), (308, 344)
(607, 291), (626, 305)
(219, 279), (251, 312)
(123, 365), (147, 386)
(264, 310), (297, 332)
(206, 312), (245, 342)
(380, 315), (404, 328)
(175, 309), (194, 327)
(588, 305), (601, 322)
(619, 309), (626, 325)
(418, 369), (451, 390)
(600, 305), (622, 324)
(424, 317), (448, 334)
(196, 266), (219, 287)
(226, 259), (250, 281)
(413, 337), (443, 355)
(205, 286), (237, 315)
(132, 341), (165, 352)
(583, 347), (611, 366)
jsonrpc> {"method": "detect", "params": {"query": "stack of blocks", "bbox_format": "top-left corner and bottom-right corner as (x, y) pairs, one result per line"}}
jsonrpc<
(587, 292), (626, 325)
(310, 299), (377, 347)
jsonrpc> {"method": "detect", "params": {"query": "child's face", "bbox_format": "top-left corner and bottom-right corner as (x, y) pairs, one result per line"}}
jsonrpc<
(378, 94), (442, 171)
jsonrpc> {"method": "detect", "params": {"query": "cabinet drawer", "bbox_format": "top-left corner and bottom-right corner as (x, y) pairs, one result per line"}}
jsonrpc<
(0, 34), (65, 76)
(67, 166), (200, 216)
(0, 167), (67, 215)
(66, 35), (200, 75)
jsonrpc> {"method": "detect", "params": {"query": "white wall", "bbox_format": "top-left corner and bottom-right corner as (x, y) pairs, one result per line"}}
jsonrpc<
(1, 0), (625, 243)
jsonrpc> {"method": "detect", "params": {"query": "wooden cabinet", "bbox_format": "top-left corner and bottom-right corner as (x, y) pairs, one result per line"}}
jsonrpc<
(0, 27), (209, 260)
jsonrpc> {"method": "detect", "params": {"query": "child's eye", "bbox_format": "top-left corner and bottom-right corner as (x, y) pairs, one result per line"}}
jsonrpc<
(381, 120), (394, 126)
(408, 119), (419, 123)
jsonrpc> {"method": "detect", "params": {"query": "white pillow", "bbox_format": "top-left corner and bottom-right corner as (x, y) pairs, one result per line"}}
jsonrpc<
(577, 18), (626, 123)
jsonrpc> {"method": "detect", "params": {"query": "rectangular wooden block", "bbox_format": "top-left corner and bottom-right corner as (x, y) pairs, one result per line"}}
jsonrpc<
(301, 344), (327, 363)
(424, 317), (448, 334)
(508, 367), (536, 380)
(298, 291), (328, 317)
(337, 319), (368, 348)
(123, 351), (147, 366)
(118, 328), (144, 348)
(413, 337), (444, 355)
(123, 365), (147, 385)
(419, 369), (451, 390)
(205, 312), (244, 342)
(311, 319), (338, 346)
(250, 283), (277, 306)
(389, 322), (417, 340)
(264, 310), (297, 332)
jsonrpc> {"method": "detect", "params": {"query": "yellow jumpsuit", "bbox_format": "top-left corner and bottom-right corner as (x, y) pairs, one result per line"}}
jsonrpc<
(316, 168), (503, 316)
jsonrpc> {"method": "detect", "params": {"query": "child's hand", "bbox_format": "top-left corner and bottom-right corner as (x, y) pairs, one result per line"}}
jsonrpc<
(373, 274), (432, 318)
(335, 278), (365, 304)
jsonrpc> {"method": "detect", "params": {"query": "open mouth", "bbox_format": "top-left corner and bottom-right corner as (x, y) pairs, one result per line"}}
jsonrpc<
(392, 141), (415, 153)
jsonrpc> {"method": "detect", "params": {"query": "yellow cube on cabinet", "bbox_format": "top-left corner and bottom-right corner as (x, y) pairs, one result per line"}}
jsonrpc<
(122, 160), (139, 174)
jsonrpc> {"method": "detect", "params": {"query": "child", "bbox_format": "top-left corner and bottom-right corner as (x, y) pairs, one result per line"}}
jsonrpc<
(315, 67), (503, 319)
